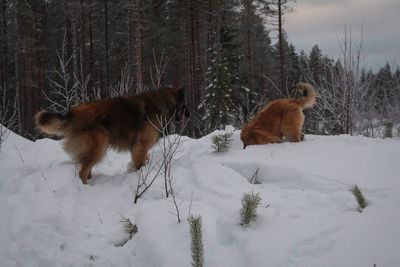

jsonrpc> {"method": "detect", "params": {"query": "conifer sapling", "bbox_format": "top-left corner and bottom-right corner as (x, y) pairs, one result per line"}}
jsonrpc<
(188, 215), (205, 267)
(120, 216), (138, 239)
(212, 131), (234, 152)
(350, 184), (368, 212)
(240, 191), (262, 226)
(383, 121), (393, 138)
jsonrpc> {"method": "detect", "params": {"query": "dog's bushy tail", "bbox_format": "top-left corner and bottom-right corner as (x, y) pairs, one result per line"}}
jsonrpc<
(296, 82), (316, 109)
(35, 110), (72, 136)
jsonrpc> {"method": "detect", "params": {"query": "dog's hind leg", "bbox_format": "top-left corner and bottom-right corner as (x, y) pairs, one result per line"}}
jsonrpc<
(282, 109), (304, 142)
(285, 132), (302, 142)
(66, 127), (109, 184)
(282, 123), (303, 142)
(131, 124), (158, 170)
(252, 128), (282, 144)
(79, 129), (108, 184)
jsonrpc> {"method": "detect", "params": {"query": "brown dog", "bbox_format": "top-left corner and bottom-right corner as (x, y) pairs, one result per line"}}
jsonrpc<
(241, 82), (316, 148)
(35, 86), (189, 184)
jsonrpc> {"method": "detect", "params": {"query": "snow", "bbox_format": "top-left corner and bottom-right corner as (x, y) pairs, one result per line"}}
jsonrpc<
(1, 129), (400, 266)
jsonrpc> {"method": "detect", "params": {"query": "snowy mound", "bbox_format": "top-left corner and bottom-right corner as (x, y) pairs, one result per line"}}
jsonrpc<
(1, 130), (400, 266)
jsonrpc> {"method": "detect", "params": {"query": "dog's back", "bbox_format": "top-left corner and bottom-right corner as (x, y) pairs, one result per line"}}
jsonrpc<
(241, 83), (316, 148)
(36, 97), (145, 149)
(35, 86), (188, 184)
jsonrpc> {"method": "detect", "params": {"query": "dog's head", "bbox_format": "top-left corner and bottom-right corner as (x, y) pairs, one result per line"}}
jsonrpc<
(294, 82), (308, 97)
(240, 124), (254, 149)
(168, 86), (190, 127)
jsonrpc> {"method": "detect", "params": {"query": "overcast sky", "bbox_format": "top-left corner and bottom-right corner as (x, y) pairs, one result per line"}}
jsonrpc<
(284, 0), (400, 71)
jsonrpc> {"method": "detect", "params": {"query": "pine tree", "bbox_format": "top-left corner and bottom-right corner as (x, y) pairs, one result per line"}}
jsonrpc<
(350, 184), (368, 212)
(375, 63), (394, 116)
(267, 0), (296, 92)
(288, 43), (301, 85)
(211, 131), (234, 152)
(240, 191), (262, 226)
(308, 44), (324, 85)
(201, 47), (233, 129)
(234, 1), (273, 125)
(188, 215), (205, 267)
(198, 1), (242, 132)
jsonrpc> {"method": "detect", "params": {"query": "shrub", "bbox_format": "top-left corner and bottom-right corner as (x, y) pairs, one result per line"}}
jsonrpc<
(383, 121), (393, 138)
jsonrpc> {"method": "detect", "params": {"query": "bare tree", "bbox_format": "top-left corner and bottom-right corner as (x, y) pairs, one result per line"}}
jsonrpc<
(150, 49), (169, 89)
(43, 33), (98, 113)
(134, 112), (189, 206)
(266, 0), (296, 92)
(151, 113), (189, 223)
(109, 63), (133, 97)
(133, 149), (164, 204)
(0, 85), (17, 150)
(44, 34), (81, 113)
(74, 71), (92, 103)
(43, 49), (76, 113)
(133, 111), (189, 223)
(231, 89), (265, 129)
(305, 26), (377, 136)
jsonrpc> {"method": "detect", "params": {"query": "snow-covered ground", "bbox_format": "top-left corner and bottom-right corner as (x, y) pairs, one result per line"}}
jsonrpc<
(1, 129), (400, 267)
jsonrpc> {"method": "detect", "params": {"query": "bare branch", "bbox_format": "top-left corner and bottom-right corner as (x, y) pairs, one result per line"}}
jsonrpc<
(0, 84), (17, 150)
(109, 63), (133, 97)
(150, 49), (169, 89)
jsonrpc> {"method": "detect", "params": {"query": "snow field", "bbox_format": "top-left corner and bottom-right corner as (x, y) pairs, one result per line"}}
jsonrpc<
(1, 130), (400, 266)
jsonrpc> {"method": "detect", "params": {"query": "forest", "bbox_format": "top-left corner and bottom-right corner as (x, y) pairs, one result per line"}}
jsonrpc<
(1, 0), (399, 141)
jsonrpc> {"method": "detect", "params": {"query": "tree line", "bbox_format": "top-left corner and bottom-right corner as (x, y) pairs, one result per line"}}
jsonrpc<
(0, 0), (399, 140)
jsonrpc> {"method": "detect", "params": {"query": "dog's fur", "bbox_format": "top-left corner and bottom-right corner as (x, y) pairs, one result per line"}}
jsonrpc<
(241, 82), (316, 148)
(35, 86), (189, 184)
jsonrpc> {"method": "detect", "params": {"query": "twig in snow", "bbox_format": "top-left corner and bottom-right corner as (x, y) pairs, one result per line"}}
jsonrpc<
(188, 191), (194, 218)
(97, 210), (103, 224)
(13, 142), (24, 163)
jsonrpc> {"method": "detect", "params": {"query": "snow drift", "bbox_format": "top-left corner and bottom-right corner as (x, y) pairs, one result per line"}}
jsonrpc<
(1, 129), (400, 266)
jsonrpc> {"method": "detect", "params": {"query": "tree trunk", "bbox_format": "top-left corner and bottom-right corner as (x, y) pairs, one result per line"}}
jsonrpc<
(88, 0), (95, 90)
(278, 0), (286, 92)
(245, 0), (254, 90)
(127, 0), (134, 81)
(135, 0), (143, 92)
(104, 0), (109, 92)
(71, 2), (79, 77)
(79, 0), (87, 78)
(1, 0), (8, 90)
(14, 0), (22, 134)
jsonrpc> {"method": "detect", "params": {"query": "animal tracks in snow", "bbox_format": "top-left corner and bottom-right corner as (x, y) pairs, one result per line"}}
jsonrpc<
(224, 161), (348, 194)
(290, 226), (341, 258)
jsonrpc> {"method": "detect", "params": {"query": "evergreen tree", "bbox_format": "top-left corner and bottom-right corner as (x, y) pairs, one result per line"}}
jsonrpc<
(240, 191), (262, 226)
(288, 43), (301, 86)
(375, 63), (394, 115)
(1, 0), (398, 139)
(201, 46), (233, 128)
(350, 184), (368, 213)
(188, 215), (205, 267)
(298, 49), (309, 78)
(267, 0), (296, 92)
(308, 44), (324, 85)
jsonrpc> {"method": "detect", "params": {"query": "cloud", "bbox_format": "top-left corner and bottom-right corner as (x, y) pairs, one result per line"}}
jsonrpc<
(284, 0), (400, 70)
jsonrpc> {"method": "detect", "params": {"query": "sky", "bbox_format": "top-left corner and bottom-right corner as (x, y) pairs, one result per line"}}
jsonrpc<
(284, 0), (400, 71)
